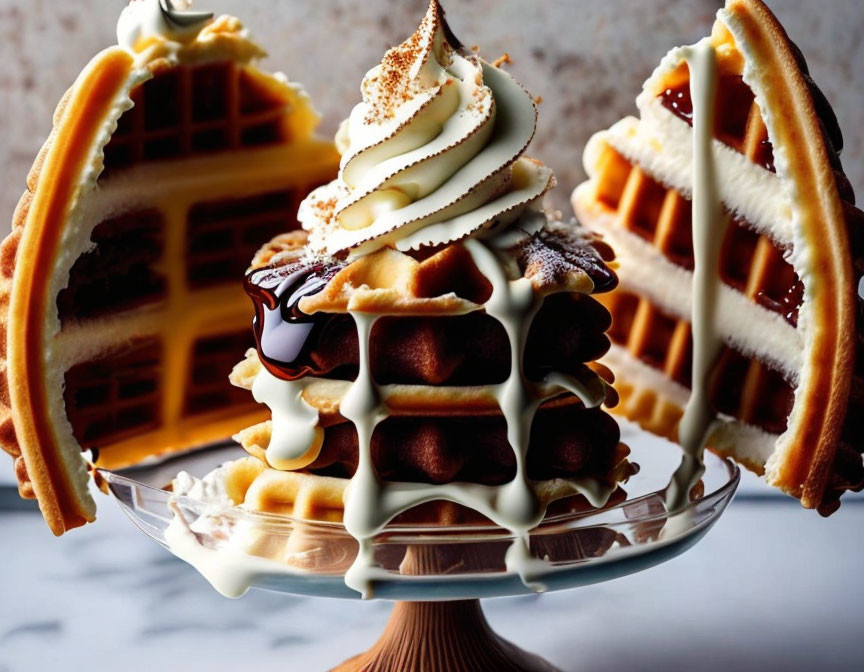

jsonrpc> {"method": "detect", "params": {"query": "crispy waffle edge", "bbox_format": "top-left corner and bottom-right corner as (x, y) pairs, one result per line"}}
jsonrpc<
(722, 0), (863, 513)
(0, 67), (105, 534)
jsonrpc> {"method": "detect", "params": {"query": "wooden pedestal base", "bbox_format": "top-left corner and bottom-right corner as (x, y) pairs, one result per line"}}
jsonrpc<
(332, 599), (560, 672)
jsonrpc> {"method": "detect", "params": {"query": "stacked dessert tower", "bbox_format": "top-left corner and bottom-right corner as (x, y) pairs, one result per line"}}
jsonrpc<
(176, 0), (635, 594)
(0, 0), (633, 594)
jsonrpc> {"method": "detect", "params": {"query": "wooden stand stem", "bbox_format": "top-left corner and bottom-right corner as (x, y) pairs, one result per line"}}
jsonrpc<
(332, 598), (560, 672)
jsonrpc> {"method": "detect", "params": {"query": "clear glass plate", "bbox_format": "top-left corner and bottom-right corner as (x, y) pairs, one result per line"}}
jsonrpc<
(102, 425), (739, 601)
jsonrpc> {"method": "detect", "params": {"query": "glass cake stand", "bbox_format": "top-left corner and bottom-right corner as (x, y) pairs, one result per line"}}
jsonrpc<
(102, 427), (739, 671)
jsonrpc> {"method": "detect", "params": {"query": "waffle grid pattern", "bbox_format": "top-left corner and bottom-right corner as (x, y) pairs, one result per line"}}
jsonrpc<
(661, 72), (776, 171)
(103, 62), (290, 173)
(65, 338), (162, 446)
(58, 66), (334, 455)
(592, 64), (806, 437)
(187, 188), (320, 289)
(601, 290), (793, 435)
(595, 145), (800, 323)
(231, 229), (628, 487)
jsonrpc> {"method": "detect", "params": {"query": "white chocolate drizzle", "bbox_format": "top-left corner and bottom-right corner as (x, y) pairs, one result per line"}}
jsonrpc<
(666, 41), (726, 513)
(251, 369), (322, 471)
(161, 1), (618, 599)
(165, 241), (617, 597)
(333, 238), (613, 597)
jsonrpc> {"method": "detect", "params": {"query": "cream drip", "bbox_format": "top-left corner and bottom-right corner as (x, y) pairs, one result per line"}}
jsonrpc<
(117, 0), (213, 52)
(666, 41), (726, 512)
(298, 0), (554, 259)
(165, 461), (617, 599)
(334, 237), (613, 597)
(251, 369), (323, 471)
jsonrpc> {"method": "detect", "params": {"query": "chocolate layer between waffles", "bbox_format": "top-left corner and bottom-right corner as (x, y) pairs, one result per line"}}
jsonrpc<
(573, 0), (864, 512)
(0, 12), (339, 534)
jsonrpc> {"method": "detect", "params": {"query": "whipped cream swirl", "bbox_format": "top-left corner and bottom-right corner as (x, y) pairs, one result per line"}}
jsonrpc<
(117, 0), (213, 52)
(300, 0), (555, 259)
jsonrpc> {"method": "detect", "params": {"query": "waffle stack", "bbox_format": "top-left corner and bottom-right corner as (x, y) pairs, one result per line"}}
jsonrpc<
(573, 0), (864, 513)
(188, 4), (640, 585)
(223, 227), (633, 524)
(0, 9), (339, 534)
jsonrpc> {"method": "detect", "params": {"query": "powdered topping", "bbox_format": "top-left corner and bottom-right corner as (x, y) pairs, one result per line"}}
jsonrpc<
(299, 0), (554, 259)
(361, 6), (452, 125)
(508, 222), (618, 294)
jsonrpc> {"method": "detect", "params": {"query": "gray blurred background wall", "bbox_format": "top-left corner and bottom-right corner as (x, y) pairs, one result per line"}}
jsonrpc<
(0, 0), (861, 223)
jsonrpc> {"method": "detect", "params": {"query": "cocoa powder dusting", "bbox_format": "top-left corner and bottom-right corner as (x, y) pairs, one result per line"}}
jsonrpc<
(361, 3), (454, 125)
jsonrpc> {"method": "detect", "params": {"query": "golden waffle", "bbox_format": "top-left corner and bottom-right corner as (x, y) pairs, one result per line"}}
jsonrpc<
(237, 232), (617, 387)
(232, 348), (623, 485)
(0, 15), (339, 534)
(573, 0), (864, 513)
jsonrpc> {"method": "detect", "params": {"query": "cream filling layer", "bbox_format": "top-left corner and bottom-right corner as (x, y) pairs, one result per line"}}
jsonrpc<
(583, 101), (793, 246)
(43, 121), (332, 506)
(716, 7), (811, 486)
(602, 344), (777, 470)
(50, 141), (334, 371)
(574, 191), (803, 380)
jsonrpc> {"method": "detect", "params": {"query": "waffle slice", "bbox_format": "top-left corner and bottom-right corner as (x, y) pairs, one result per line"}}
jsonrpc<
(573, 0), (864, 513)
(0, 11), (339, 534)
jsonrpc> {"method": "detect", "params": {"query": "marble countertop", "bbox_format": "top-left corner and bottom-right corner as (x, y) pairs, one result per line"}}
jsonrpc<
(1, 478), (862, 672)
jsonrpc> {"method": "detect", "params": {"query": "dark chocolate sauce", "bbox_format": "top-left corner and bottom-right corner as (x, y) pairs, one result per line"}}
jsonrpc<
(244, 260), (345, 381)
(661, 86), (693, 124)
(755, 276), (804, 327)
(660, 75), (777, 173)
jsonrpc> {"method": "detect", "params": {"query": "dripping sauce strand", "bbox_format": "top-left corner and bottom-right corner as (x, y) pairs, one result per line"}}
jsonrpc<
(244, 260), (346, 381)
(659, 72), (806, 326)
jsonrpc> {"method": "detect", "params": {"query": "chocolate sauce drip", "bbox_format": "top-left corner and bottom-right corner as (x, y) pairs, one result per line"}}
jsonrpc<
(661, 85), (693, 123)
(244, 260), (345, 380)
(755, 276), (804, 327)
